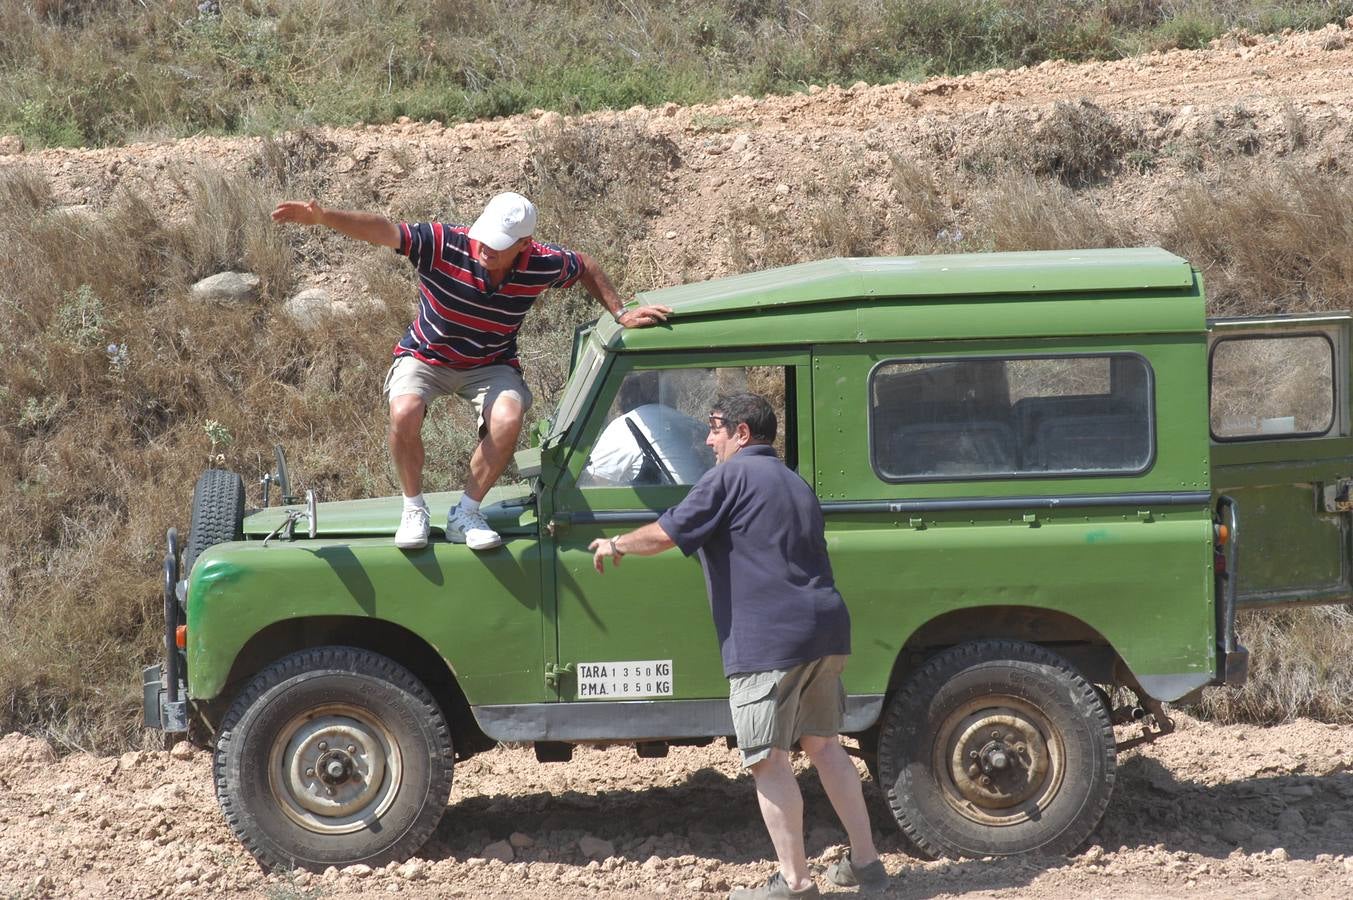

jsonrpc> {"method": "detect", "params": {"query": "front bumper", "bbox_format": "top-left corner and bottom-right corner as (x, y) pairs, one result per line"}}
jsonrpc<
(142, 663), (187, 731)
(143, 528), (188, 733)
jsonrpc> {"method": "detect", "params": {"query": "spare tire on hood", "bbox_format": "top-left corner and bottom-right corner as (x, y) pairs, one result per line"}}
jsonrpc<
(184, 469), (245, 573)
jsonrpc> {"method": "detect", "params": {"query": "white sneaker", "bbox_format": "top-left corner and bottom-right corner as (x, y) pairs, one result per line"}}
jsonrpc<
(395, 506), (430, 549)
(446, 504), (502, 550)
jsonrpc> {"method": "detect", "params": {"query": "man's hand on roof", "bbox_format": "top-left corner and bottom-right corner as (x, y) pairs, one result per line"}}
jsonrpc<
(618, 305), (673, 328)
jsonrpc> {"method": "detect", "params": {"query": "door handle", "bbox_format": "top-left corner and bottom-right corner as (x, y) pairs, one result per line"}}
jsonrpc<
(544, 662), (576, 689)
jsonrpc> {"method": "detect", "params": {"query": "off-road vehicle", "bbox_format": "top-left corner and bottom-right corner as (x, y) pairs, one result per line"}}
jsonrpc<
(145, 247), (1353, 870)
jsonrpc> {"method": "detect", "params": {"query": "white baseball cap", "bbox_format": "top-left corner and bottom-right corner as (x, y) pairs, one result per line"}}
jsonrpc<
(468, 192), (538, 251)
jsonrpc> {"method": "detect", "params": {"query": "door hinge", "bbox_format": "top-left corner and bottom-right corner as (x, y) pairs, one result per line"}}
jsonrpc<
(546, 512), (572, 538)
(544, 662), (575, 689)
(1322, 478), (1353, 513)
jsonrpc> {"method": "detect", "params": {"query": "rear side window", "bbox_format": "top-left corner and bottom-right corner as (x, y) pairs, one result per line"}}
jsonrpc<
(870, 354), (1154, 481)
(1210, 335), (1334, 440)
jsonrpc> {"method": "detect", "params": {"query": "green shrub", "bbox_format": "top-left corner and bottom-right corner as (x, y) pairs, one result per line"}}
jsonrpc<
(53, 284), (106, 348)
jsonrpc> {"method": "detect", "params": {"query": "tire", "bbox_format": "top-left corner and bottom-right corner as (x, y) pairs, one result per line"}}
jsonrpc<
(877, 640), (1115, 858)
(184, 468), (245, 573)
(213, 647), (454, 872)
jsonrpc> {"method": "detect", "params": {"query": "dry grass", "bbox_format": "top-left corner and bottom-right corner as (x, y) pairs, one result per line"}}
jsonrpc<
(887, 155), (963, 254)
(1190, 607), (1353, 725)
(963, 100), (1143, 187)
(519, 119), (681, 402)
(0, 160), (406, 750)
(979, 176), (1136, 251)
(1165, 165), (1353, 316)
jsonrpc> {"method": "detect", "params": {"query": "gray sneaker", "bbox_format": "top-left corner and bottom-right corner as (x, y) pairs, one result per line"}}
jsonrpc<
(445, 504), (502, 550)
(728, 871), (820, 900)
(825, 854), (888, 892)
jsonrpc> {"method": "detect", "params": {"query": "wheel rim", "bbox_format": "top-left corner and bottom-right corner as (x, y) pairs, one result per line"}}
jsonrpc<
(933, 695), (1065, 827)
(268, 703), (403, 835)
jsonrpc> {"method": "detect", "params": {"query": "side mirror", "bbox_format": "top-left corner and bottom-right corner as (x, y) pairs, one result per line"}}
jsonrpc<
(259, 444), (295, 506)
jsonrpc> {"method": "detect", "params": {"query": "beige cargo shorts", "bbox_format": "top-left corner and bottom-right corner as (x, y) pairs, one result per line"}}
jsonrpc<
(383, 355), (533, 433)
(728, 654), (847, 768)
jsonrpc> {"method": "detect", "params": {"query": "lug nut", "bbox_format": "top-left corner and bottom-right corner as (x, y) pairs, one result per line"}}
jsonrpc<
(967, 764), (979, 778)
(980, 775), (992, 786)
(969, 750), (978, 759)
(347, 745), (356, 754)
(305, 768), (315, 778)
(318, 741), (328, 751)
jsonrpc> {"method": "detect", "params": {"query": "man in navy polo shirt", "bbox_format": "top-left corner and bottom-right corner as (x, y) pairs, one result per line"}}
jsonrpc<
(590, 392), (889, 899)
(272, 192), (671, 550)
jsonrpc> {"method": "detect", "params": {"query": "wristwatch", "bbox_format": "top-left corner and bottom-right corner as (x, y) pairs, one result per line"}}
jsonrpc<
(609, 536), (625, 558)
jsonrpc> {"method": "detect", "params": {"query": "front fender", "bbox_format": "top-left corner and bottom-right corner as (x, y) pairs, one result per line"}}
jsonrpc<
(185, 537), (547, 705)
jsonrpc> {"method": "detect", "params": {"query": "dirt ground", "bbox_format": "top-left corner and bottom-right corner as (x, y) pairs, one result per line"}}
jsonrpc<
(5, 23), (1353, 900)
(3, 713), (1353, 898)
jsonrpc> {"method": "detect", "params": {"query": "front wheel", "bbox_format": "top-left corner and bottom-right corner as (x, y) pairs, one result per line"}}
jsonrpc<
(214, 647), (453, 872)
(877, 640), (1115, 858)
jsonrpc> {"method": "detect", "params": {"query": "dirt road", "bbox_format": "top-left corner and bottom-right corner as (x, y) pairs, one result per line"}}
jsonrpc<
(3, 714), (1352, 898)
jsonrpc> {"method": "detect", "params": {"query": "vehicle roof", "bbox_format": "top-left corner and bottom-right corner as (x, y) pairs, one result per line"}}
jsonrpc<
(594, 248), (1203, 349)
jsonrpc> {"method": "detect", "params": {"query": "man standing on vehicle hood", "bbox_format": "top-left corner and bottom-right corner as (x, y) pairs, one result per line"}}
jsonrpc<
(272, 192), (671, 551)
(589, 392), (889, 900)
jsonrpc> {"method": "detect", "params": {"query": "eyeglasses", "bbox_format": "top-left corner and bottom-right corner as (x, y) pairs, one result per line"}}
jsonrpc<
(707, 415), (729, 431)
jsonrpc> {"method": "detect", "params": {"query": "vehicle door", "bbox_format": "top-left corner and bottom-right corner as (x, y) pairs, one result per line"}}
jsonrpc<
(550, 353), (811, 721)
(1209, 314), (1353, 607)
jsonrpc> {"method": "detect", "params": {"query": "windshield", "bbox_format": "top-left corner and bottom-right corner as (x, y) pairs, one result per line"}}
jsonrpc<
(547, 341), (606, 444)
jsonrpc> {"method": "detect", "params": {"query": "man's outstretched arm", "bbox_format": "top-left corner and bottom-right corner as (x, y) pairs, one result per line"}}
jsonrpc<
(271, 200), (401, 249)
(576, 250), (672, 329)
(589, 521), (677, 573)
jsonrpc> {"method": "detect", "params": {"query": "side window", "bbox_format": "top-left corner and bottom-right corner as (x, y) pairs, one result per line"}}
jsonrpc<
(579, 366), (788, 487)
(871, 354), (1153, 481)
(1210, 335), (1334, 440)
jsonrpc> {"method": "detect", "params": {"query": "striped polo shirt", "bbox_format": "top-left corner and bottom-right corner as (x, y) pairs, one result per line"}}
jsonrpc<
(394, 222), (582, 370)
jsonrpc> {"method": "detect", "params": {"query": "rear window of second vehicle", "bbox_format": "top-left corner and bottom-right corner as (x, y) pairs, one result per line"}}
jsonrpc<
(1209, 334), (1334, 440)
(870, 354), (1154, 482)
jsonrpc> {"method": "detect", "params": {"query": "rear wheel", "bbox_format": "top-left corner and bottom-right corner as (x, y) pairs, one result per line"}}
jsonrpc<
(184, 468), (245, 572)
(877, 640), (1115, 858)
(214, 647), (453, 872)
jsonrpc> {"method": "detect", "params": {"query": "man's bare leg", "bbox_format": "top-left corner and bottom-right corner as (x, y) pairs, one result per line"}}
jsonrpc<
(800, 734), (879, 867)
(463, 395), (524, 502)
(388, 394), (428, 497)
(748, 749), (813, 891)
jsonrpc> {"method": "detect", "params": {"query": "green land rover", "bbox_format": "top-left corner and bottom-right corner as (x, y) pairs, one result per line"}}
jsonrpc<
(144, 247), (1353, 871)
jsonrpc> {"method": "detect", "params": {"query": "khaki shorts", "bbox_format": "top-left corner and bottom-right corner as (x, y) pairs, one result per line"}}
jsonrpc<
(728, 655), (847, 768)
(383, 355), (533, 431)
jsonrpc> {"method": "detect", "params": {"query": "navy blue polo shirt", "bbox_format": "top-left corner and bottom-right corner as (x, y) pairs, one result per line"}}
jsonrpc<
(657, 444), (851, 676)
